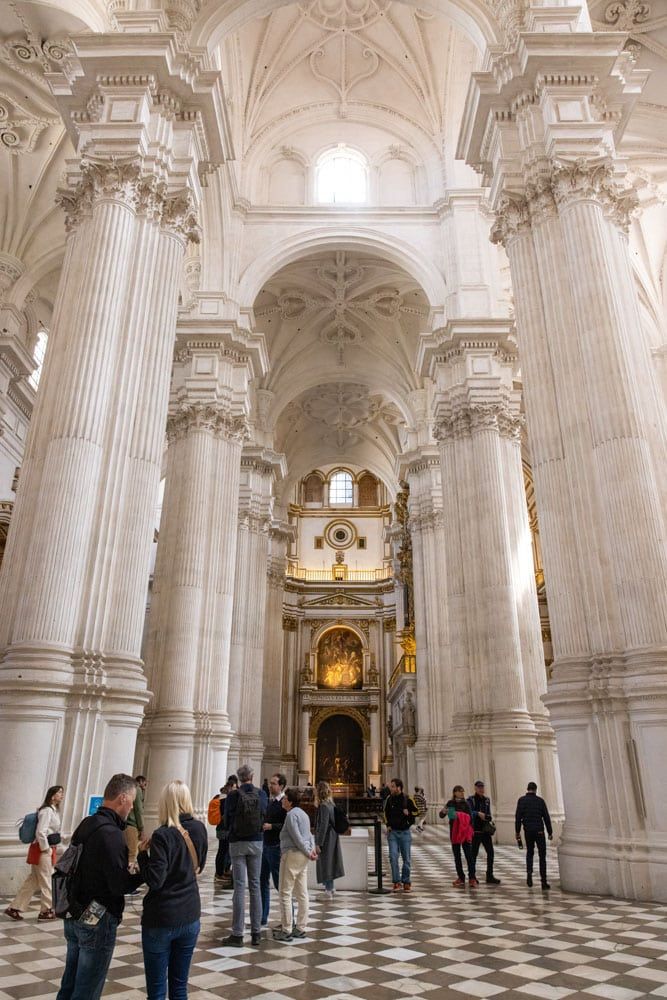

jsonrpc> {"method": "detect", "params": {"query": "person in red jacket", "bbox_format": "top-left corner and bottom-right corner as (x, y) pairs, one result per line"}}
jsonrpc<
(440, 785), (478, 888)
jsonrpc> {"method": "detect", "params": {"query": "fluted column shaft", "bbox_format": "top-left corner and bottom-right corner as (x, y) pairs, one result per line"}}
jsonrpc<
(0, 161), (196, 871)
(496, 164), (667, 899)
(261, 526), (292, 778)
(431, 329), (563, 838)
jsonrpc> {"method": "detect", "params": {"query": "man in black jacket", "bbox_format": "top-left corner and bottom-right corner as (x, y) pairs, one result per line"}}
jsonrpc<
(515, 781), (553, 890)
(260, 772), (286, 927)
(56, 773), (143, 1000)
(383, 778), (419, 892)
(467, 780), (500, 884)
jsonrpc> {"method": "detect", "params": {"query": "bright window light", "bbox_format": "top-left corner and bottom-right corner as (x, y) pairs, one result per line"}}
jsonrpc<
(317, 146), (367, 205)
(329, 470), (353, 504)
(29, 330), (48, 389)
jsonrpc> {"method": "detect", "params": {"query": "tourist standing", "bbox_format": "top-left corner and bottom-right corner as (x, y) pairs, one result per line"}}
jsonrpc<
(211, 776), (237, 885)
(413, 786), (428, 832)
(260, 773), (286, 926)
(55, 774), (143, 1000)
(222, 764), (267, 947)
(272, 788), (317, 942)
(125, 774), (146, 870)
(314, 781), (344, 898)
(515, 781), (553, 890)
(138, 780), (207, 1000)
(5, 785), (64, 922)
(440, 785), (477, 888)
(467, 780), (500, 884)
(383, 778), (418, 892)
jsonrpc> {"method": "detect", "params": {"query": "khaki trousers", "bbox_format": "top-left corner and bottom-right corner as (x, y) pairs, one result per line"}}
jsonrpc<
(11, 852), (53, 911)
(125, 826), (140, 866)
(279, 850), (310, 933)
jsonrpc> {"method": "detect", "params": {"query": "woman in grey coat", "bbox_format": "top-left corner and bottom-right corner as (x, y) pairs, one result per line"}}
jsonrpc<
(315, 781), (345, 898)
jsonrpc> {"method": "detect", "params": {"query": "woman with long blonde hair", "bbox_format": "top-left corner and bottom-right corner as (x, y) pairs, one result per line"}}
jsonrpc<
(137, 781), (208, 999)
(314, 781), (344, 899)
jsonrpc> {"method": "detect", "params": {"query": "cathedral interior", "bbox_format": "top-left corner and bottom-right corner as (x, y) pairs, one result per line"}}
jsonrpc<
(0, 0), (666, 911)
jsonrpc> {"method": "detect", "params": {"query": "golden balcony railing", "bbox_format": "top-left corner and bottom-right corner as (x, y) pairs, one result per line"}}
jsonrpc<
(389, 653), (416, 689)
(287, 563), (392, 583)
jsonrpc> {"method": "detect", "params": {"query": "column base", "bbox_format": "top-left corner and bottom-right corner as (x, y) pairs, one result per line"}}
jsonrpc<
(558, 831), (667, 903)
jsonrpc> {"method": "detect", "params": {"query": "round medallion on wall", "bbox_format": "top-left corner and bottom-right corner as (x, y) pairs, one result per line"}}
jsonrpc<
(324, 519), (356, 550)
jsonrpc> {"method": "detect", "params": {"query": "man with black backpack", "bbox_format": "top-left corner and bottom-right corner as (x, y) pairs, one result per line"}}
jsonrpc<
(383, 778), (418, 892)
(55, 774), (143, 1000)
(222, 764), (268, 947)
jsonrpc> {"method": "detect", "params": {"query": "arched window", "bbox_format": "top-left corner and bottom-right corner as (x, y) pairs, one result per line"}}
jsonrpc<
(304, 472), (324, 504)
(316, 146), (367, 205)
(29, 330), (48, 389)
(329, 470), (353, 505)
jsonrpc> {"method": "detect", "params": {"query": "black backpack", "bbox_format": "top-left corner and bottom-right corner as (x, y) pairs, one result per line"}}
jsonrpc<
(232, 787), (262, 838)
(332, 804), (350, 835)
(52, 818), (113, 919)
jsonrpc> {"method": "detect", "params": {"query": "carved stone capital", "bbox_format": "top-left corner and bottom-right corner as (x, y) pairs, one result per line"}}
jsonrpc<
(282, 614), (299, 632)
(435, 401), (522, 441)
(162, 189), (201, 244)
(551, 158), (639, 233)
(166, 402), (249, 444)
(490, 194), (530, 248)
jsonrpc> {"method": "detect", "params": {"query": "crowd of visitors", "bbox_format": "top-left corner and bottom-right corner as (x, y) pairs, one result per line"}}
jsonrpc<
(4, 770), (554, 998)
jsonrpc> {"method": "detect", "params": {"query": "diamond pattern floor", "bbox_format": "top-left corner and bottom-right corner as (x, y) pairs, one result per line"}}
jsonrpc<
(2, 831), (666, 998)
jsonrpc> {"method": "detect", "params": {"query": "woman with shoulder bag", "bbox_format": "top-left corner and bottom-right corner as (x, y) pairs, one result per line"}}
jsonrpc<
(138, 781), (208, 1000)
(314, 781), (345, 899)
(5, 785), (64, 922)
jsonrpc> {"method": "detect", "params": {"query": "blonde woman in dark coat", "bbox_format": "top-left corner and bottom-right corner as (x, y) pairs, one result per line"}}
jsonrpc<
(314, 781), (344, 899)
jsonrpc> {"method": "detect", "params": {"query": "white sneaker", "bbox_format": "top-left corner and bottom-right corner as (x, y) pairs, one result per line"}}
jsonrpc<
(324, 889), (334, 899)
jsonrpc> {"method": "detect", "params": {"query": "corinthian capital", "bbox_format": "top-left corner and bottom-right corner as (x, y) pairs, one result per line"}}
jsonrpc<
(162, 190), (201, 244)
(490, 194), (530, 248)
(166, 403), (249, 443)
(56, 157), (142, 231)
(435, 400), (522, 440)
(551, 158), (639, 232)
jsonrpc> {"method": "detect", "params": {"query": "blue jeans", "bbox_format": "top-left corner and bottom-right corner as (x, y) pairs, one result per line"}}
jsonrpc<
(388, 829), (412, 884)
(56, 911), (119, 1000)
(230, 840), (263, 936)
(142, 920), (200, 1000)
(260, 843), (281, 925)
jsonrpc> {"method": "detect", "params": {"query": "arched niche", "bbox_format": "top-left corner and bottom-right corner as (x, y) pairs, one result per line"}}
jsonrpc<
(315, 713), (365, 787)
(317, 626), (363, 690)
(268, 156), (307, 205)
(378, 157), (416, 206)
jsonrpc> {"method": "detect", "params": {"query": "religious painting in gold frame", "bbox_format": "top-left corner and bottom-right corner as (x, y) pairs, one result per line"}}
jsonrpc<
(317, 627), (363, 690)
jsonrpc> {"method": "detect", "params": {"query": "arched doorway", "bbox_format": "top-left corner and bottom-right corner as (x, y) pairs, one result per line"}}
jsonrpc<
(316, 714), (364, 792)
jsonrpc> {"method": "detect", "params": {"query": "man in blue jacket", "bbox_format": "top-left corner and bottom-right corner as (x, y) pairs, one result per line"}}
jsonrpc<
(515, 781), (553, 890)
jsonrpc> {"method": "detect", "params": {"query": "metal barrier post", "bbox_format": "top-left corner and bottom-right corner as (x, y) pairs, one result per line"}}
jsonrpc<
(369, 816), (390, 894)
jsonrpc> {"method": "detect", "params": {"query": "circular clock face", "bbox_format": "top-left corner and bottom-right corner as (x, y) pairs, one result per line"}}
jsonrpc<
(324, 519), (356, 550)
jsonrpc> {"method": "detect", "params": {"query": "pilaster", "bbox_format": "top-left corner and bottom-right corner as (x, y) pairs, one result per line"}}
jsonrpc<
(261, 520), (296, 779)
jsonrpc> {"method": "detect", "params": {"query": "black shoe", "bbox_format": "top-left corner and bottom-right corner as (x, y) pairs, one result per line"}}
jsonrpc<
(486, 876), (501, 884)
(222, 934), (244, 947)
(527, 875), (533, 887)
(541, 882), (551, 891)
(251, 932), (261, 946)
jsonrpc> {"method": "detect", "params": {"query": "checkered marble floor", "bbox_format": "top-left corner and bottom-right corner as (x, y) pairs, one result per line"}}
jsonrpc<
(2, 831), (667, 999)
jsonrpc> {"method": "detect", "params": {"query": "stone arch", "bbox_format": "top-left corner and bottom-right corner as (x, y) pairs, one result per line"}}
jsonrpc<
(310, 705), (370, 743)
(238, 229), (446, 316)
(192, 0), (501, 57)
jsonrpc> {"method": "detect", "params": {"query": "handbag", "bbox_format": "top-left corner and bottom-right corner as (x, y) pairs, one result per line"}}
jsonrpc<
(47, 832), (62, 846)
(482, 820), (496, 836)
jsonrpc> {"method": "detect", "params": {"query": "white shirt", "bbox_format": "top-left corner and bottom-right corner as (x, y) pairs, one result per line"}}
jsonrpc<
(36, 805), (61, 851)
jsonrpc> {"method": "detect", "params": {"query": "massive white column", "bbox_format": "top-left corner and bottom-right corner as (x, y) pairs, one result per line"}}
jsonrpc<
(227, 448), (286, 777)
(460, 28), (667, 898)
(261, 522), (295, 778)
(141, 322), (266, 819)
(422, 324), (562, 839)
(399, 445), (452, 816)
(0, 42), (222, 886)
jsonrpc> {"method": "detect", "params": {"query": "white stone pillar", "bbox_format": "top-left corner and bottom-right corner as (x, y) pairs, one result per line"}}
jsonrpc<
(227, 449), (285, 778)
(460, 32), (667, 899)
(368, 705), (380, 781)
(140, 334), (257, 820)
(0, 46), (220, 884)
(400, 448), (452, 817)
(425, 325), (562, 839)
(298, 706), (311, 783)
(280, 612), (300, 778)
(261, 523), (295, 778)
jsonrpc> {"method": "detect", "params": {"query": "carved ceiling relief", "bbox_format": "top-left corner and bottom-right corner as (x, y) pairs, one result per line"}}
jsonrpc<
(0, 4), (71, 152)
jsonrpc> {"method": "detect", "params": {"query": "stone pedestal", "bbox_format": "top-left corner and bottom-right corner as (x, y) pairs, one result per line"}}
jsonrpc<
(0, 42), (220, 888)
(460, 30), (667, 898)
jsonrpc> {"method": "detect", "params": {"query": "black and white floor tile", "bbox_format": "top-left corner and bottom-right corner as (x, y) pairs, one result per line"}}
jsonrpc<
(2, 832), (666, 998)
